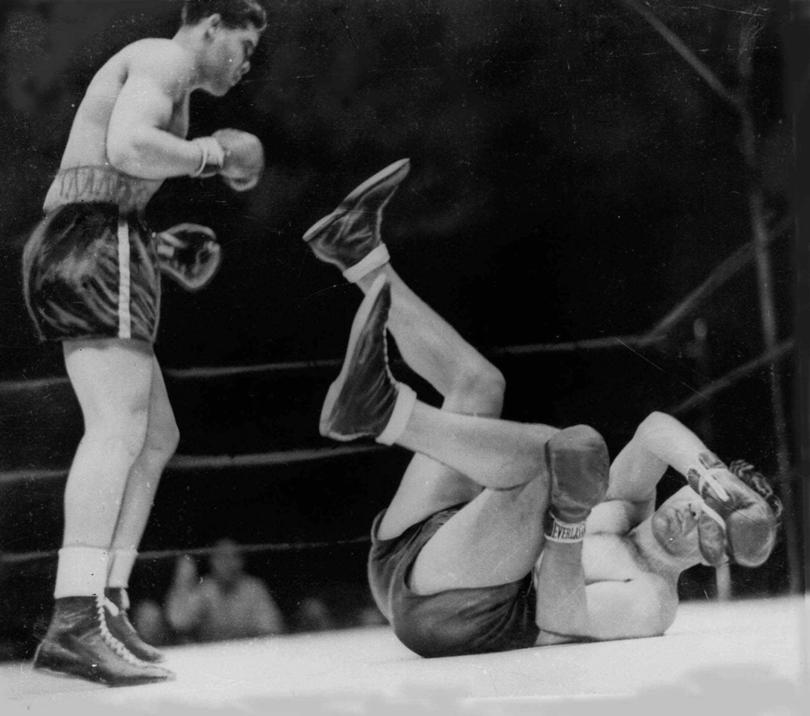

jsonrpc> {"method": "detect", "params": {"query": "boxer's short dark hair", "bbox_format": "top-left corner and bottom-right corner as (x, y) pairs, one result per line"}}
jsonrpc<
(182, 0), (267, 31)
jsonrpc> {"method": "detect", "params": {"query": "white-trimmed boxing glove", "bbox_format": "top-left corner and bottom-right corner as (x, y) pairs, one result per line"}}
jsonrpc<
(189, 137), (227, 179)
(156, 223), (221, 291)
(687, 454), (780, 567)
(213, 128), (265, 191)
(544, 425), (610, 543)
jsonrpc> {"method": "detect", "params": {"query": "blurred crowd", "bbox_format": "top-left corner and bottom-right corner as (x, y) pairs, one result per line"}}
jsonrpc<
(129, 538), (386, 648)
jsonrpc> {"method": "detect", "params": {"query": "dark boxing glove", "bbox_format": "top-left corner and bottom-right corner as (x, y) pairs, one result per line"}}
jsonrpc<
(156, 223), (221, 291)
(544, 425), (610, 543)
(687, 453), (781, 567)
(213, 128), (265, 192)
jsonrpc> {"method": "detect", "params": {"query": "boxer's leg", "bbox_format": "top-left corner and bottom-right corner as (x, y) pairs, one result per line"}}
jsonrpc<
(34, 339), (173, 685)
(60, 339), (153, 575)
(105, 357), (178, 662)
(321, 278), (561, 587)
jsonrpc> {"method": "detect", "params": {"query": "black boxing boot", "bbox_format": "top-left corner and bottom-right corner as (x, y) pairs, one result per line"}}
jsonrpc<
(104, 588), (165, 663)
(33, 596), (174, 686)
(303, 158), (410, 283)
(320, 276), (416, 444)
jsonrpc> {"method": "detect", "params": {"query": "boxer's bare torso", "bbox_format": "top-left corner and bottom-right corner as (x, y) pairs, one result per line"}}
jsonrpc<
(44, 39), (193, 212)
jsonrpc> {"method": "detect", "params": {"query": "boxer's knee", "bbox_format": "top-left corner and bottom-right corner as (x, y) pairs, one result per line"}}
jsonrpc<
(152, 419), (180, 462)
(84, 391), (150, 450)
(162, 419), (181, 458)
(452, 356), (505, 413)
(138, 416), (180, 471)
(86, 416), (149, 463)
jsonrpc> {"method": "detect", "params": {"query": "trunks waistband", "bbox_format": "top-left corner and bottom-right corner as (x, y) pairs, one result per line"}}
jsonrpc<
(42, 166), (153, 214)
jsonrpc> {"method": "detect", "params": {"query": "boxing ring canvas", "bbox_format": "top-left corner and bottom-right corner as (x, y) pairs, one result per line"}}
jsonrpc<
(0, 1), (807, 714)
(1, 596), (807, 714)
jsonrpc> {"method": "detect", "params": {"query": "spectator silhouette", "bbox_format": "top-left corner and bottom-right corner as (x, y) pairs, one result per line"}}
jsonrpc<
(294, 596), (337, 632)
(165, 538), (285, 642)
(132, 598), (172, 647)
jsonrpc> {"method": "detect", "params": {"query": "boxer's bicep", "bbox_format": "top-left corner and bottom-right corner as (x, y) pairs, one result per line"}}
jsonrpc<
(110, 74), (175, 139)
(107, 52), (191, 167)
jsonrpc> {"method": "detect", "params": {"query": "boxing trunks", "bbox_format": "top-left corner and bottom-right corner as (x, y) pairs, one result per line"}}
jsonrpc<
(22, 166), (161, 344)
(368, 505), (540, 658)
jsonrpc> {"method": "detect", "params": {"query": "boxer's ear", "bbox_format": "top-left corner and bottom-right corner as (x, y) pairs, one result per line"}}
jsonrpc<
(204, 13), (222, 39)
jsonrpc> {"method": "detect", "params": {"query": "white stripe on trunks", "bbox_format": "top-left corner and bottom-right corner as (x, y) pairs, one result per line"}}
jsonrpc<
(117, 216), (132, 340)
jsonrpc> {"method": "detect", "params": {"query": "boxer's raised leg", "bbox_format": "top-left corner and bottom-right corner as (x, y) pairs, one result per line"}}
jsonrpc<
(358, 266), (503, 411)
(321, 280), (552, 487)
(309, 165), (563, 590)
(304, 159), (475, 393)
(321, 279), (562, 591)
(305, 164), (512, 535)
(372, 267), (508, 537)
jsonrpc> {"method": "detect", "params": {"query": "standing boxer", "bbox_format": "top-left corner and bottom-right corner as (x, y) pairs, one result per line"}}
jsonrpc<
(23, 0), (266, 685)
(304, 162), (782, 656)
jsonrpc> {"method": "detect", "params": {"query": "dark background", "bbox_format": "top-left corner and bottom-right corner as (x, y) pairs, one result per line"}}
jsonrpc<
(0, 0), (799, 658)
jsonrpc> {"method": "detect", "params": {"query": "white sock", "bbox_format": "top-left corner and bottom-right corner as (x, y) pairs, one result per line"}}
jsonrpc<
(107, 549), (138, 591)
(53, 546), (109, 598)
(343, 244), (390, 283)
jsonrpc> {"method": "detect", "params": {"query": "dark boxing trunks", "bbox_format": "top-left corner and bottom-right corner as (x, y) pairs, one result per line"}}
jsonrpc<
(22, 166), (161, 344)
(368, 505), (540, 658)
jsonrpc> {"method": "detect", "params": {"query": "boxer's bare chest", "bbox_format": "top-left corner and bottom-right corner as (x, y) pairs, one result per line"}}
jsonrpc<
(168, 95), (190, 139)
(581, 532), (648, 583)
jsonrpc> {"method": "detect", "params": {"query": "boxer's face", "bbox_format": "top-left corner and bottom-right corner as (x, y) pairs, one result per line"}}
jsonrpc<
(651, 486), (704, 559)
(205, 19), (261, 96)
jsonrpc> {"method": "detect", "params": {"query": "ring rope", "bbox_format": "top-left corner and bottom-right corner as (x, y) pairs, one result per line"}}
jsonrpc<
(669, 338), (794, 416)
(0, 444), (385, 486)
(491, 332), (665, 357)
(650, 215), (790, 338)
(0, 535), (372, 567)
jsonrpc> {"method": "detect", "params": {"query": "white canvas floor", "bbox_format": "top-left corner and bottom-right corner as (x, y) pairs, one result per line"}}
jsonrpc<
(1, 596), (807, 715)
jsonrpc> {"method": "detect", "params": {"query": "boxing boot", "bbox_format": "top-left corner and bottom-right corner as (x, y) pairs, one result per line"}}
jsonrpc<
(303, 159), (410, 283)
(320, 276), (416, 445)
(33, 595), (174, 686)
(104, 587), (165, 663)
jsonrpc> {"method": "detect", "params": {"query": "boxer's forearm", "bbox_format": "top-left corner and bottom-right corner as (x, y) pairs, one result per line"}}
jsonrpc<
(533, 542), (591, 642)
(633, 412), (709, 477)
(107, 127), (201, 179)
(606, 411), (706, 504)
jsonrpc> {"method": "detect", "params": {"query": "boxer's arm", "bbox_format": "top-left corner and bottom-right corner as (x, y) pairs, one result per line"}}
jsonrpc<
(535, 428), (609, 640)
(535, 572), (676, 645)
(107, 46), (203, 179)
(533, 541), (590, 641)
(583, 574), (676, 640)
(589, 412), (709, 530)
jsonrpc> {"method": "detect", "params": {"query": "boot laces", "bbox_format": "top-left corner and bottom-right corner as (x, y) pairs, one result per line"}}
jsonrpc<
(95, 595), (146, 667)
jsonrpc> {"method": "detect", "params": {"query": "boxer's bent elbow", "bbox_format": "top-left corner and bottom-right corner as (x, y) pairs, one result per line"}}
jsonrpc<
(107, 132), (155, 176)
